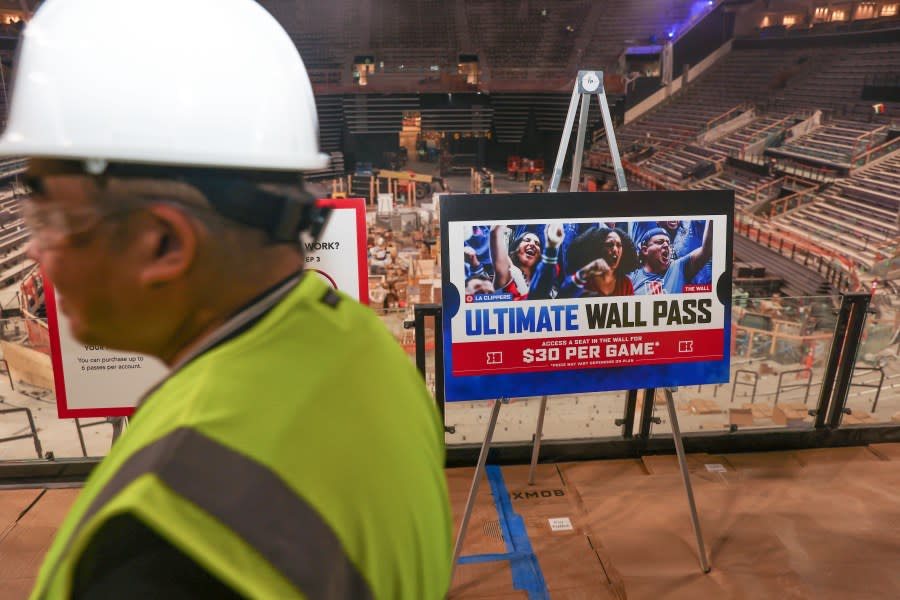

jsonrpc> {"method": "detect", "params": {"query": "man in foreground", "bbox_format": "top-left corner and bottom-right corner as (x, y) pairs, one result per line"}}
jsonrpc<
(1, 1), (452, 598)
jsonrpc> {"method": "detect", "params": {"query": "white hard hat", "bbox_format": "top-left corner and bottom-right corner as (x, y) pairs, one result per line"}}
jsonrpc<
(0, 0), (329, 171)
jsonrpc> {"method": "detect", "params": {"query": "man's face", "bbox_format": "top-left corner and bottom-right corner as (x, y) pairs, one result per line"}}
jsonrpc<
(25, 175), (141, 347)
(601, 231), (623, 272)
(642, 234), (671, 273)
(513, 233), (541, 269)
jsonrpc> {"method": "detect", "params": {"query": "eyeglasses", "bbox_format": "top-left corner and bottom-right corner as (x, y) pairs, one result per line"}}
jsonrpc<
(23, 200), (136, 250)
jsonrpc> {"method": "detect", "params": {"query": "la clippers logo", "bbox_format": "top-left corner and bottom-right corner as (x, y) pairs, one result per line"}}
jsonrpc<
(465, 294), (474, 303)
(679, 340), (694, 353)
(486, 352), (503, 365)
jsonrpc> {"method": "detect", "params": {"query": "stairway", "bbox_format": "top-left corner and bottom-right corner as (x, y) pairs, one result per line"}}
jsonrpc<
(734, 234), (832, 297)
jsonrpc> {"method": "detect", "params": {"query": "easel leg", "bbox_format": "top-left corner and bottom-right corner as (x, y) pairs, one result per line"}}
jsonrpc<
(550, 71), (629, 193)
(450, 398), (503, 581)
(549, 86), (581, 193)
(527, 395), (548, 485)
(74, 419), (88, 457)
(568, 95), (591, 192)
(663, 388), (711, 573)
(596, 92), (628, 191)
(110, 416), (126, 444)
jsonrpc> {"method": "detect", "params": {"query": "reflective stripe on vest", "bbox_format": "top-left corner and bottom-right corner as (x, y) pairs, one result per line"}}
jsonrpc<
(43, 427), (374, 600)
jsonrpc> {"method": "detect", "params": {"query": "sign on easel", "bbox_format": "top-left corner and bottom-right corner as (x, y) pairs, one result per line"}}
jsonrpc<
(446, 72), (721, 580)
(440, 190), (733, 402)
(48, 197), (369, 418)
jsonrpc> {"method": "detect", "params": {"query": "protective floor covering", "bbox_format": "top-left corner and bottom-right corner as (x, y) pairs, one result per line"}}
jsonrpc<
(3, 446), (900, 598)
(0, 488), (79, 598)
(450, 445), (900, 599)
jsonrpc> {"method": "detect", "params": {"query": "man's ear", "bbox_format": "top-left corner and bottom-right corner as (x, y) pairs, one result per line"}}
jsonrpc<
(136, 203), (199, 287)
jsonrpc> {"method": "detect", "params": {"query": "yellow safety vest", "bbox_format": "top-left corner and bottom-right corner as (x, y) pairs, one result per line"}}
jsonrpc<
(32, 275), (452, 599)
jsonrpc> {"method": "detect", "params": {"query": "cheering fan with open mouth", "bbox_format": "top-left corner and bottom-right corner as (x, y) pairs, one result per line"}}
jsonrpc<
(490, 225), (542, 300)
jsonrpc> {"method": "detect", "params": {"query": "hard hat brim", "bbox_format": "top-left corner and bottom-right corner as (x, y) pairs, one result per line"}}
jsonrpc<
(0, 135), (331, 172)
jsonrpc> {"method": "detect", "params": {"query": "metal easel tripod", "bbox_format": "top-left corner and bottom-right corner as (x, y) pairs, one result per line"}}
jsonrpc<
(450, 71), (710, 585)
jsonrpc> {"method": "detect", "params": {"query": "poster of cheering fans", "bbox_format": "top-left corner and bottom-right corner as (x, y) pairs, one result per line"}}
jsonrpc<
(440, 190), (734, 402)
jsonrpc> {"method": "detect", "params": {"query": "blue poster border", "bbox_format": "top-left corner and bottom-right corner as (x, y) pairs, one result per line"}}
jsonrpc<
(440, 190), (735, 402)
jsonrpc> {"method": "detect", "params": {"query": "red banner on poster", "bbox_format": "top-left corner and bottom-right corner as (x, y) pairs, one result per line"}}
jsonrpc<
(451, 328), (725, 376)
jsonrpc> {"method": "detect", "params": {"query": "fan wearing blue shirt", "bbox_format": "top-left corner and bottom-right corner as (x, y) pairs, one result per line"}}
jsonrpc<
(630, 220), (714, 295)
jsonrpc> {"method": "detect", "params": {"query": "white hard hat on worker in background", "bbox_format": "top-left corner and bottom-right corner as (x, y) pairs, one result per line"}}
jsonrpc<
(0, 0), (330, 172)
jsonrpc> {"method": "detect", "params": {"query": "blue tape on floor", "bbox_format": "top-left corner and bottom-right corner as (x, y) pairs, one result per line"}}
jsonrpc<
(457, 552), (530, 565)
(486, 465), (548, 599)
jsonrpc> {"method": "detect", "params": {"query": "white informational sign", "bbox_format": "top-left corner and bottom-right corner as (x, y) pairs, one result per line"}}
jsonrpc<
(46, 285), (170, 418)
(304, 198), (368, 302)
(548, 517), (574, 532)
(48, 197), (368, 417)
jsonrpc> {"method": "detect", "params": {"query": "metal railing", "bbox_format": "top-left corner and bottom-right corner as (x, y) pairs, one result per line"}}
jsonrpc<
(0, 406), (42, 459)
(0, 288), (894, 479)
(735, 215), (860, 291)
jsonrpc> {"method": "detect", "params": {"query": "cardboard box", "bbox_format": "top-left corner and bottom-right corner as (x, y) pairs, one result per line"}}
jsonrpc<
(0, 341), (53, 391)
(772, 405), (808, 427)
(743, 403), (774, 420)
(689, 399), (723, 415)
(729, 407), (754, 427)
(842, 412), (877, 426)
